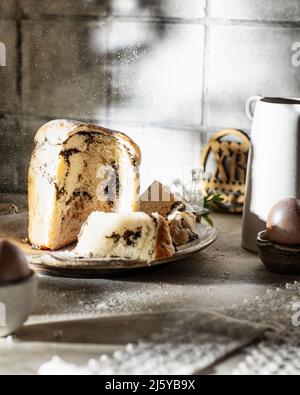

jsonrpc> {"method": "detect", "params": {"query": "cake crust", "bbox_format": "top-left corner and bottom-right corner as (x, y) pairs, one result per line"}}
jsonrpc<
(34, 119), (141, 164)
(152, 213), (176, 260)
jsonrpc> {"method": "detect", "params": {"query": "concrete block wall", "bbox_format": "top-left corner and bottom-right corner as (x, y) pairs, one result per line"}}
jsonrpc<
(0, 0), (300, 193)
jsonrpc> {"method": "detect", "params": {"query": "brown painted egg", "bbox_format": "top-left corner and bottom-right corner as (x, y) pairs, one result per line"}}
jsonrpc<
(267, 198), (300, 245)
(0, 240), (31, 283)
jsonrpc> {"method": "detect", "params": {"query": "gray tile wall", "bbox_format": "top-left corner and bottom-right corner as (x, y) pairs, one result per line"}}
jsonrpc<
(0, 0), (299, 192)
(0, 1), (17, 19)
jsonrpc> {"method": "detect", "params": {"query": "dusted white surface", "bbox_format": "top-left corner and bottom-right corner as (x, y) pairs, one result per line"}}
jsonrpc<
(0, 210), (299, 374)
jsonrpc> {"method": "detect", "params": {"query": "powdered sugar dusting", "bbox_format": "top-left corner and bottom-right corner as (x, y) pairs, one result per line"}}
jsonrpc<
(226, 281), (300, 375)
(38, 282), (300, 375)
(38, 310), (269, 375)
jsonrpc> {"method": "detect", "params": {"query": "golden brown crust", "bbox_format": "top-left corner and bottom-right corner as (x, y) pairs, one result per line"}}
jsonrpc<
(35, 119), (141, 166)
(152, 213), (176, 261)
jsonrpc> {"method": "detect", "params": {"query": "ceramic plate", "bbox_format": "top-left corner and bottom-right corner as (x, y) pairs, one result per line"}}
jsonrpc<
(0, 212), (218, 278)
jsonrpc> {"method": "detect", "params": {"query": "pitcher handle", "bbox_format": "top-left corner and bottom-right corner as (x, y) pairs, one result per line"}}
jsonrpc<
(246, 95), (263, 120)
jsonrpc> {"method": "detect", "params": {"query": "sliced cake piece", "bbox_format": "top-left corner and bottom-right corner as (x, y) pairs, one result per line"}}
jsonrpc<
(75, 212), (175, 262)
(167, 210), (199, 247)
(28, 120), (141, 250)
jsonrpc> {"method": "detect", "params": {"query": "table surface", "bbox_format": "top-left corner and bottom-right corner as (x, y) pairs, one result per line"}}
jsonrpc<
(0, 200), (299, 374)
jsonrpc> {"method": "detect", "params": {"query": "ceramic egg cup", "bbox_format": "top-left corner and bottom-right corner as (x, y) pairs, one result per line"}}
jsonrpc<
(257, 230), (300, 275)
(0, 271), (37, 337)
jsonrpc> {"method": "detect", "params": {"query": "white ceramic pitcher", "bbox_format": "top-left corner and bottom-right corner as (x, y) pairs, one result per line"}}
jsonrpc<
(242, 96), (300, 252)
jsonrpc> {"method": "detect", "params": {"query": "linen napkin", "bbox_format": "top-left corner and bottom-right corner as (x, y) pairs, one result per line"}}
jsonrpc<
(31, 309), (271, 375)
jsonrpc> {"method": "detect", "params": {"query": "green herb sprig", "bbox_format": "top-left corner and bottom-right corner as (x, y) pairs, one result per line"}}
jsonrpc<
(202, 192), (224, 226)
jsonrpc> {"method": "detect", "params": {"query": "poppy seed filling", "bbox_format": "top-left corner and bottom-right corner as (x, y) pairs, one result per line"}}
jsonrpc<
(106, 227), (143, 247)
